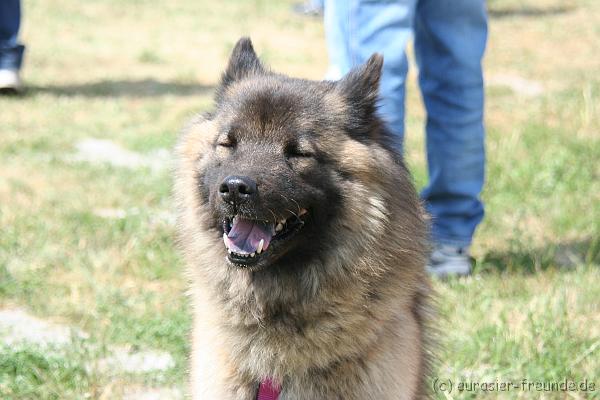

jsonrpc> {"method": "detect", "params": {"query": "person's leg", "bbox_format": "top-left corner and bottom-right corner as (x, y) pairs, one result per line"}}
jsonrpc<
(414, 0), (487, 250)
(0, 0), (25, 71)
(324, 0), (417, 141)
(0, 0), (24, 92)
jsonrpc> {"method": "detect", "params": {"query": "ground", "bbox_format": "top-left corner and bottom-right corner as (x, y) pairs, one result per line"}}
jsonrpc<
(0, 0), (599, 399)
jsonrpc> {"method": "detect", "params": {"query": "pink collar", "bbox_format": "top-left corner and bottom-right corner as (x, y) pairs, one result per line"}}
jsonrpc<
(257, 378), (281, 400)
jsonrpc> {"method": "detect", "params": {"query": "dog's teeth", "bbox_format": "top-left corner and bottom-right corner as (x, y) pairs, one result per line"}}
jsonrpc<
(275, 223), (283, 232)
(281, 218), (286, 225)
(251, 253), (255, 257)
(257, 239), (264, 254)
(299, 208), (308, 216)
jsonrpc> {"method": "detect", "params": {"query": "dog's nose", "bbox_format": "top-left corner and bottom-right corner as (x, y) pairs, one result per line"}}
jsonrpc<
(219, 175), (257, 204)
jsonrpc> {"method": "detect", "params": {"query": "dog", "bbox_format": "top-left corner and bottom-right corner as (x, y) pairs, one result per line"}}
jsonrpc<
(175, 37), (432, 399)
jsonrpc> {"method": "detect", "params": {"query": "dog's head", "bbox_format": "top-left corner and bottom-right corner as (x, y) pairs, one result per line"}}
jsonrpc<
(181, 38), (412, 272)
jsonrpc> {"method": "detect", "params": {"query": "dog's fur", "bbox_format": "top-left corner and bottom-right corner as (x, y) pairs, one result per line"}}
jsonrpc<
(175, 38), (432, 400)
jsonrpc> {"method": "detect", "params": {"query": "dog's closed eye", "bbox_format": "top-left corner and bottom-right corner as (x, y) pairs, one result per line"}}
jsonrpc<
(217, 134), (236, 148)
(284, 142), (313, 159)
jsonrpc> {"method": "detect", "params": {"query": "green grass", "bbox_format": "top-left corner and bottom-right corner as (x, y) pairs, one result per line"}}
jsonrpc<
(0, 341), (103, 400)
(1, 0), (599, 398)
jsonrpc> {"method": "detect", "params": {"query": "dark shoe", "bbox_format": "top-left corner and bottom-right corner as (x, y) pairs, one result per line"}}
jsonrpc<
(426, 245), (472, 278)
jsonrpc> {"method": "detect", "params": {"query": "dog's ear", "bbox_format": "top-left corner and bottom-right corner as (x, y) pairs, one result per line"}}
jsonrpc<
(337, 53), (383, 113)
(336, 54), (384, 137)
(221, 37), (265, 88)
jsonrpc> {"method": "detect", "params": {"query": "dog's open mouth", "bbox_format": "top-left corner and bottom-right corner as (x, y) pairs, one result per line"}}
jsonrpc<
(222, 208), (308, 266)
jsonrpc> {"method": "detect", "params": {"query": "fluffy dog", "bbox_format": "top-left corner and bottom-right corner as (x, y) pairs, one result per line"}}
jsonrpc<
(175, 38), (432, 399)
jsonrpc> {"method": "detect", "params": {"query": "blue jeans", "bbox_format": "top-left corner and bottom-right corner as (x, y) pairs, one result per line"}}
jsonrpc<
(325, 0), (487, 248)
(0, 0), (25, 70)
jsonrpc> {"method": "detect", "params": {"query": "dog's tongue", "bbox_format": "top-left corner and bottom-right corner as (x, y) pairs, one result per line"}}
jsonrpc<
(224, 218), (273, 254)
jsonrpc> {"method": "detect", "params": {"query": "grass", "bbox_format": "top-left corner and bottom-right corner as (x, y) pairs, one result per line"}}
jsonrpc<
(0, 0), (598, 398)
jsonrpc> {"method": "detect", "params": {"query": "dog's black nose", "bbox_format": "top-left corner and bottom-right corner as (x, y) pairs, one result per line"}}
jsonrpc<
(219, 175), (257, 204)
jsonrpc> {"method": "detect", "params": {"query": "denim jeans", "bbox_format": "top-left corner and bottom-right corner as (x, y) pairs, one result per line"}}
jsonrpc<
(324, 0), (487, 248)
(0, 0), (25, 70)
